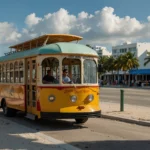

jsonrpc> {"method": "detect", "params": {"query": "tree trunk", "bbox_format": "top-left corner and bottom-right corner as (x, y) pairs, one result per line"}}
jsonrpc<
(112, 70), (114, 84)
(124, 71), (127, 85)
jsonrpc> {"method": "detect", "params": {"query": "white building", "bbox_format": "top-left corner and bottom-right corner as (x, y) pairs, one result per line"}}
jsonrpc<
(93, 46), (111, 56)
(106, 42), (150, 84)
(112, 42), (150, 69)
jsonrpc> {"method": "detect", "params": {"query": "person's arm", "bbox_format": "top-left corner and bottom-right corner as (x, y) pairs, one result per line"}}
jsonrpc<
(68, 77), (71, 81)
(67, 76), (73, 83)
(43, 79), (49, 84)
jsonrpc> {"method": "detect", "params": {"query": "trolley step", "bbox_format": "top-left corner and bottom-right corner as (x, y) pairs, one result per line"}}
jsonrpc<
(25, 113), (36, 120)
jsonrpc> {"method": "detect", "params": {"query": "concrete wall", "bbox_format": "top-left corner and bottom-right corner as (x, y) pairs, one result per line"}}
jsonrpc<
(136, 43), (150, 69)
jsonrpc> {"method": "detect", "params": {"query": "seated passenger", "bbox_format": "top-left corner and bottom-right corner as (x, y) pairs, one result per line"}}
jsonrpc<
(42, 70), (55, 84)
(62, 69), (71, 84)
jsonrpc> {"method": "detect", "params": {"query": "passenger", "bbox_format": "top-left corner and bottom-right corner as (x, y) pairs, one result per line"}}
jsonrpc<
(42, 70), (55, 84)
(62, 69), (71, 84)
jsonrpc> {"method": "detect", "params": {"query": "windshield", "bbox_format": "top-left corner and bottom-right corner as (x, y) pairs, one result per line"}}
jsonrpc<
(62, 58), (81, 84)
(83, 59), (97, 84)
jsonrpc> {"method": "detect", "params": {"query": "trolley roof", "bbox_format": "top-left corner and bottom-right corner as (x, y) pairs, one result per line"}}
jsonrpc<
(9, 34), (83, 52)
(0, 42), (98, 62)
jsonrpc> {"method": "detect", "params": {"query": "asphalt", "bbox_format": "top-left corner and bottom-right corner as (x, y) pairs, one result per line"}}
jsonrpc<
(0, 94), (150, 149)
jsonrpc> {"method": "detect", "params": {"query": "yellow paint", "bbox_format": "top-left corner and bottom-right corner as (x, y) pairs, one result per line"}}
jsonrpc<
(0, 84), (25, 111)
(0, 84), (100, 119)
(38, 86), (100, 114)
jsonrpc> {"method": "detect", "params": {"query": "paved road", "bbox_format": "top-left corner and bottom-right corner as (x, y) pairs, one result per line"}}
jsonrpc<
(100, 87), (150, 107)
(1, 111), (150, 150)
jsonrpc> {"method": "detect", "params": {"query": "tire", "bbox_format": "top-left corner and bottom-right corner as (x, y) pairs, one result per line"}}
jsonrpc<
(75, 118), (88, 124)
(2, 101), (16, 117)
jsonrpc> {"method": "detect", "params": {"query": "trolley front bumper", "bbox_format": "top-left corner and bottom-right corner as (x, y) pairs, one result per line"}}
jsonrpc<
(40, 110), (101, 119)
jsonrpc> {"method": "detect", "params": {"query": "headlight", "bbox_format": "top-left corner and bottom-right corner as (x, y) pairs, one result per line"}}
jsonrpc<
(48, 95), (55, 102)
(70, 95), (77, 103)
(88, 94), (94, 102)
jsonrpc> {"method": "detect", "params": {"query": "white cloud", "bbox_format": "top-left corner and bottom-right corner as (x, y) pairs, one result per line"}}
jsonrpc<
(147, 16), (150, 22)
(25, 13), (42, 27)
(0, 22), (21, 44)
(78, 11), (89, 19)
(96, 7), (143, 34)
(21, 7), (149, 46)
(1, 7), (150, 55)
(25, 8), (76, 35)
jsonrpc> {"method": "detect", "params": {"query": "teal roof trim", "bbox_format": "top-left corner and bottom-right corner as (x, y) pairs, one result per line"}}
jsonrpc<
(0, 42), (98, 62)
(56, 43), (98, 55)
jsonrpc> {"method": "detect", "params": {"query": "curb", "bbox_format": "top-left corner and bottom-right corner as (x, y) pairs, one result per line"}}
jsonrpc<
(101, 114), (150, 127)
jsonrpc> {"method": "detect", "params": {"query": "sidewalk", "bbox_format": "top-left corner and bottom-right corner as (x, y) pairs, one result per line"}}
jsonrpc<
(101, 101), (150, 127)
(0, 117), (80, 150)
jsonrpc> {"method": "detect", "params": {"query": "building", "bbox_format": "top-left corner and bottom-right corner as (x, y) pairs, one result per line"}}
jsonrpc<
(104, 42), (150, 85)
(93, 45), (111, 56)
(112, 42), (150, 69)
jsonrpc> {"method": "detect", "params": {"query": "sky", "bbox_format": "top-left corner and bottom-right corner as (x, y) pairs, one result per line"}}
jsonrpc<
(0, 0), (150, 55)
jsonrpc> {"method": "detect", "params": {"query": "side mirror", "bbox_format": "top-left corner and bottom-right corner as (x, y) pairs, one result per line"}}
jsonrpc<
(98, 64), (103, 72)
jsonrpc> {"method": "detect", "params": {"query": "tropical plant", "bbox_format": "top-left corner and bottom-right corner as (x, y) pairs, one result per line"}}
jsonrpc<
(120, 52), (139, 82)
(114, 55), (123, 71)
(121, 52), (139, 71)
(86, 44), (93, 49)
(144, 52), (150, 66)
(98, 55), (109, 76)
(106, 56), (116, 81)
(114, 55), (123, 82)
(98, 52), (139, 85)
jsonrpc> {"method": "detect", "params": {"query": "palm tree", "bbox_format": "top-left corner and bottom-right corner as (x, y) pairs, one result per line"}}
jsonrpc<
(98, 55), (109, 76)
(121, 52), (139, 85)
(121, 52), (139, 70)
(144, 52), (150, 66)
(105, 56), (116, 83)
(86, 44), (93, 49)
(114, 55), (123, 83)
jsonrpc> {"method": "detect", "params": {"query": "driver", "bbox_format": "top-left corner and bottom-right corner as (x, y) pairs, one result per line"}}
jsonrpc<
(42, 70), (55, 84)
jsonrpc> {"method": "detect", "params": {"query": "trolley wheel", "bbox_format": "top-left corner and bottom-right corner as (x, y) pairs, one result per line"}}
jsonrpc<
(75, 118), (88, 124)
(2, 101), (16, 117)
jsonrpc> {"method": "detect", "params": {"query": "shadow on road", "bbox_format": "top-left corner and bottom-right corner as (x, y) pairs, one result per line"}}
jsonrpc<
(70, 140), (150, 150)
(0, 111), (88, 132)
(0, 111), (150, 150)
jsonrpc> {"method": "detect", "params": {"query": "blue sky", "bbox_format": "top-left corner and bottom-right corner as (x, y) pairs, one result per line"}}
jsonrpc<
(0, 0), (150, 54)
(0, 0), (149, 26)
(1, 0), (149, 25)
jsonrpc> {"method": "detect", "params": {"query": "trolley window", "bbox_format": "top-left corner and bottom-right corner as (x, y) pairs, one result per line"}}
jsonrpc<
(19, 61), (24, 83)
(14, 61), (19, 83)
(2, 64), (6, 83)
(6, 63), (10, 83)
(10, 63), (14, 83)
(83, 59), (97, 83)
(42, 57), (59, 84)
(62, 58), (81, 84)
